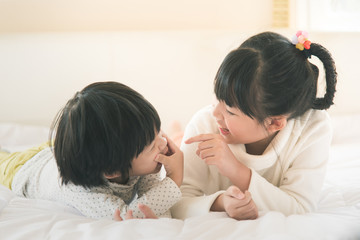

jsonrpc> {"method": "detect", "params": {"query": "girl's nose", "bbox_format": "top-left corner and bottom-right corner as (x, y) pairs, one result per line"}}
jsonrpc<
(212, 102), (223, 120)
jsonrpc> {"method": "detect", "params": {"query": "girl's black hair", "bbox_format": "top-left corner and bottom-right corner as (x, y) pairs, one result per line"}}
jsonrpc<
(50, 81), (160, 188)
(214, 31), (337, 124)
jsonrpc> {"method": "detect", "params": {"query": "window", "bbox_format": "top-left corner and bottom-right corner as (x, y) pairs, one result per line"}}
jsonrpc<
(295, 0), (360, 32)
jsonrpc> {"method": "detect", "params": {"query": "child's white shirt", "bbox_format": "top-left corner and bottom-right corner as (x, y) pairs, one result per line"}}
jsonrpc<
(171, 105), (332, 219)
(12, 147), (181, 219)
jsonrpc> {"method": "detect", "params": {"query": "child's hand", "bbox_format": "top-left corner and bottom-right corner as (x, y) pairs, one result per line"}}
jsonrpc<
(212, 186), (258, 220)
(155, 134), (184, 187)
(185, 133), (240, 178)
(113, 203), (158, 221)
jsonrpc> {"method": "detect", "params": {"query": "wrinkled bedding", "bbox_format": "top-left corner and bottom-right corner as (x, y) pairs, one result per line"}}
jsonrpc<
(0, 121), (359, 240)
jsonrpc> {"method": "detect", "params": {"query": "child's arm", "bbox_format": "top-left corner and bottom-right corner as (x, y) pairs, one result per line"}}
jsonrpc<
(185, 133), (251, 192)
(210, 186), (258, 220)
(125, 135), (183, 218)
(155, 134), (184, 187)
(114, 203), (158, 221)
(178, 132), (259, 220)
(127, 174), (181, 218)
(63, 177), (181, 220)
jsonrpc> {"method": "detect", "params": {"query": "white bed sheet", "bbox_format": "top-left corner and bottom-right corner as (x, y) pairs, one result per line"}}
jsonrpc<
(0, 121), (360, 240)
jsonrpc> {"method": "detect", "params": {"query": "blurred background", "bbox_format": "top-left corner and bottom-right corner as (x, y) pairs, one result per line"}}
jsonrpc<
(0, 0), (359, 133)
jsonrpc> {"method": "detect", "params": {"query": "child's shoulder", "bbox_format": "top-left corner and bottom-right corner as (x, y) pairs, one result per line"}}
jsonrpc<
(190, 105), (215, 124)
(192, 105), (213, 118)
(293, 109), (332, 138)
(187, 105), (218, 132)
(300, 109), (331, 128)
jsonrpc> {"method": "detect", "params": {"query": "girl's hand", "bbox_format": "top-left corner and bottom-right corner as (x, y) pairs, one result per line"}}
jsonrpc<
(113, 204), (158, 221)
(185, 133), (240, 178)
(155, 134), (184, 187)
(211, 186), (258, 220)
(185, 133), (251, 191)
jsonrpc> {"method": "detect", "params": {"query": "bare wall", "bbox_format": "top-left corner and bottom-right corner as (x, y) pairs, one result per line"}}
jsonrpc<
(0, 0), (358, 132)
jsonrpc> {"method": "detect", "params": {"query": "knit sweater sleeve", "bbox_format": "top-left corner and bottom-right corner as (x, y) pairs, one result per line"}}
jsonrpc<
(248, 110), (333, 215)
(171, 106), (225, 219)
(170, 132), (225, 219)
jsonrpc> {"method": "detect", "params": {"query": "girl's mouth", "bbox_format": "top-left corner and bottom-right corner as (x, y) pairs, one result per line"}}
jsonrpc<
(219, 127), (230, 135)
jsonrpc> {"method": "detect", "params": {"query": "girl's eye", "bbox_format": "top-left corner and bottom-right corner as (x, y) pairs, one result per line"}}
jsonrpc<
(226, 109), (235, 115)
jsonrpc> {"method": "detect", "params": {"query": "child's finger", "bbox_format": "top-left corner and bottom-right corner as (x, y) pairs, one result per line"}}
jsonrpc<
(163, 134), (180, 153)
(138, 204), (158, 219)
(239, 190), (253, 206)
(185, 134), (217, 144)
(155, 154), (169, 165)
(125, 209), (134, 219)
(227, 185), (245, 200)
(113, 208), (123, 221)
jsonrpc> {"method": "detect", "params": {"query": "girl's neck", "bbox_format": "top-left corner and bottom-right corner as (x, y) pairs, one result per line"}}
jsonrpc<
(245, 132), (277, 155)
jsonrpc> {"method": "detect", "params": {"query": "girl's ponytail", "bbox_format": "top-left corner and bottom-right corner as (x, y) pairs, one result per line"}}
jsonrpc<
(214, 31), (338, 125)
(310, 43), (337, 110)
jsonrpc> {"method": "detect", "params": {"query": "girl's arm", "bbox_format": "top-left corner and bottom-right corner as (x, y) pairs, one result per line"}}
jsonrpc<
(171, 115), (228, 219)
(126, 173), (182, 218)
(62, 173), (181, 220)
(114, 203), (158, 221)
(154, 134), (184, 187)
(185, 133), (251, 192)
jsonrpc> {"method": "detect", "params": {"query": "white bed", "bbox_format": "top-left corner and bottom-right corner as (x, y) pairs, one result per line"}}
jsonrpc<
(0, 115), (360, 240)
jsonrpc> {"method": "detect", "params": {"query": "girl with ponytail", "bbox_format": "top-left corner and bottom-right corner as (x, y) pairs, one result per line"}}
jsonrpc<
(172, 31), (337, 220)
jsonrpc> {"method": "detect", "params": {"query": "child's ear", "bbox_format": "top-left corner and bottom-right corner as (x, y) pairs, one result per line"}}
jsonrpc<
(265, 116), (287, 133)
(105, 172), (129, 184)
(104, 172), (122, 180)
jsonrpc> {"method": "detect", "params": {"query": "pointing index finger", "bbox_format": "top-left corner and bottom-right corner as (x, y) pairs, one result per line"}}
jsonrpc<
(185, 134), (217, 144)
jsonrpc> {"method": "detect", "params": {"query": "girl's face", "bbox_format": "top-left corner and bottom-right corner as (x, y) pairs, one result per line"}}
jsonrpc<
(128, 131), (168, 177)
(212, 101), (269, 145)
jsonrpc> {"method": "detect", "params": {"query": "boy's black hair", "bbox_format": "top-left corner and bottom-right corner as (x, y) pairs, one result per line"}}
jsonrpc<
(214, 31), (337, 124)
(50, 81), (160, 188)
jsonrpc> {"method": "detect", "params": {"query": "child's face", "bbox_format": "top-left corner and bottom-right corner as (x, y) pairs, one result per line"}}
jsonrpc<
(128, 132), (168, 177)
(212, 101), (269, 145)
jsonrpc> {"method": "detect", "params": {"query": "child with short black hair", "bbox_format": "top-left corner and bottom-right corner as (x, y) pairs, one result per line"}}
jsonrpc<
(0, 81), (183, 219)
